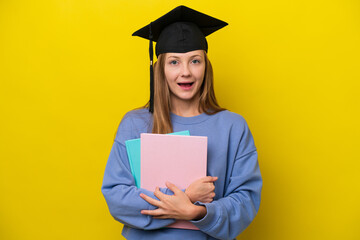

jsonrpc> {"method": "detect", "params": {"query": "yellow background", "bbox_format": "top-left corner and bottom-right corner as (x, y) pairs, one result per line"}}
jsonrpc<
(1, 0), (359, 239)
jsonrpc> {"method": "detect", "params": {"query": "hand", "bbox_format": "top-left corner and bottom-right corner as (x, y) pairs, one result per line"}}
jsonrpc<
(140, 181), (207, 221)
(185, 176), (218, 203)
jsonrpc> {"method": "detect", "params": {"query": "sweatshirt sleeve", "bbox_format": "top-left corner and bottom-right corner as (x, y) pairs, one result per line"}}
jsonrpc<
(190, 118), (262, 240)
(101, 116), (176, 230)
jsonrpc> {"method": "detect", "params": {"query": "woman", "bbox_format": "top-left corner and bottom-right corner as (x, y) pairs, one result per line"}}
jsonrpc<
(101, 5), (262, 240)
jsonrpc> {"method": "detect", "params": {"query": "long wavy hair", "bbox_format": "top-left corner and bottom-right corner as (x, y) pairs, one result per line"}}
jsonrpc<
(145, 51), (225, 134)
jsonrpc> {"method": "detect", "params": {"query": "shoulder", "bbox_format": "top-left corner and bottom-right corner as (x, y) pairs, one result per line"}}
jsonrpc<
(115, 108), (152, 144)
(207, 111), (257, 157)
(122, 108), (152, 124)
(216, 110), (245, 121)
(214, 110), (254, 142)
(213, 110), (247, 128)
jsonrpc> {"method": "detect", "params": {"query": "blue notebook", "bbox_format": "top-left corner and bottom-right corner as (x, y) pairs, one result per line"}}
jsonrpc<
(125, 130), (190, 188)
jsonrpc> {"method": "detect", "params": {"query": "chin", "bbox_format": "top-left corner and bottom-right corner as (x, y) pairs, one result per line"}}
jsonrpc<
(176, 94), (198, 102)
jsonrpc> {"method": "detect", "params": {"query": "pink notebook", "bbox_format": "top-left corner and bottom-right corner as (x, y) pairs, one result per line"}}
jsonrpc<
(140, 133), (208, 230)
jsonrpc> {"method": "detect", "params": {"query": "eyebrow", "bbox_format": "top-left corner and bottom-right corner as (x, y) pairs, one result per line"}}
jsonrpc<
(167, 54), (203, 59)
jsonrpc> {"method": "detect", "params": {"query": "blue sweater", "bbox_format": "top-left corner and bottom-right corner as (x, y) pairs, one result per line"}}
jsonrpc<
(101, 109), (262, 240)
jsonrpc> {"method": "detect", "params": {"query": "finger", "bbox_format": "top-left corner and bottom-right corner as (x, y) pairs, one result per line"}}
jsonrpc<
(201, 176), (218, 182)
(153, 216), (169, 219)
(199, 176), (213, 182)
(153, 213), (176, 219)
(202, 198), (212, 203)
(165, 181), (182, 194)
(141, 208), (164, 216)
(153, 187), (167, 200)
(208, 176), (218, 182)
(140, 193), (162, 207)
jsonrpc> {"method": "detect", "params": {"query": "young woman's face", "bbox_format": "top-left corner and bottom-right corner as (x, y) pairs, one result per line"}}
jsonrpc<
(164, 50), (205, 104)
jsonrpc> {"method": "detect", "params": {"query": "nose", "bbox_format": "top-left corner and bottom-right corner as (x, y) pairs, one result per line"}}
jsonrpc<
(181, 63), (191, 78)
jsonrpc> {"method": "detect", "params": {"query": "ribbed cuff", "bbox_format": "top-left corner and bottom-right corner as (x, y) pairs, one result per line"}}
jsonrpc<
(190, 201), (219, 231)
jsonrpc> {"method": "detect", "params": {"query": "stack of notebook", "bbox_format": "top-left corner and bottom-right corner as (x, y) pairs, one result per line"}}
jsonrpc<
(125, 131), (208, 230)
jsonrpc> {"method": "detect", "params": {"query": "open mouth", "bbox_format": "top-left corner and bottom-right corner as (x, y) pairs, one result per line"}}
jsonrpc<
(177, 82), (194, 87)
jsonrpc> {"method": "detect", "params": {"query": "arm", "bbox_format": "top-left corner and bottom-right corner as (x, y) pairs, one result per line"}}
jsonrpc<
(101, 140), (176, 230)
(140, 182), (208, 221)
(191, 150), (262, 239)
(189, 118), (262, 240)
(138, 177), (217, 222)
(138, 150), (260, 237)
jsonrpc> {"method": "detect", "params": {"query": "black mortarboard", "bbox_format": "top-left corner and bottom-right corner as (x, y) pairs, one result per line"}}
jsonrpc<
(132, 5), (228, 113)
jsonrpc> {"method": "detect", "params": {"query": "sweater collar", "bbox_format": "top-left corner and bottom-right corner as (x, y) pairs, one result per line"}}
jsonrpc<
(170, 112), (210, 125)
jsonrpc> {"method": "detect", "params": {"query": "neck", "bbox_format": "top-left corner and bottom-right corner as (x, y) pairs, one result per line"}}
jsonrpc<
(170, 96), (202, 117)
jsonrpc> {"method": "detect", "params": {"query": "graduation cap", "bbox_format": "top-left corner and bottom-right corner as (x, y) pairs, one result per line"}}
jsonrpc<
(132, 5), (228, 113)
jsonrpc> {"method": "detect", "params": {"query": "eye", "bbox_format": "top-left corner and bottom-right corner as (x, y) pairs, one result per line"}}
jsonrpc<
(191, 59), (201, 64)
(169, 60), (178, 65)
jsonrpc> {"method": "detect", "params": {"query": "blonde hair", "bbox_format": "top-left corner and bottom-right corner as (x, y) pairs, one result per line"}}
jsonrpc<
(146, 51), (225, 134)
